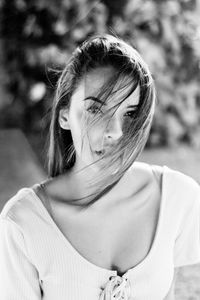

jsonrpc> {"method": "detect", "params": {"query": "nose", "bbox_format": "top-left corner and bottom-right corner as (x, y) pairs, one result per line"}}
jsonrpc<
(104, 116), (123, 141)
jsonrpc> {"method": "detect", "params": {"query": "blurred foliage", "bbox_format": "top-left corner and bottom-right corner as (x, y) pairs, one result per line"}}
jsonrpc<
(0, 0), (200, 148)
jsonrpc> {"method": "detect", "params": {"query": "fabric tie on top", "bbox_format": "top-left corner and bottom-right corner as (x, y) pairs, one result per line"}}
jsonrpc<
(99, 275), (131, 300)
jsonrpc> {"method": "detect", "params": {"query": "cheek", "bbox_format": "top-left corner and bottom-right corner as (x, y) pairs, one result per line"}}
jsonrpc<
(69, 109), (84, 149)
(69, 105), (106, 152)
(87, 125), (103, 146)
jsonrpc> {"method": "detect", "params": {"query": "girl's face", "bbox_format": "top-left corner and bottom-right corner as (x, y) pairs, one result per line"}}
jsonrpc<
(59, 66), (140, 172)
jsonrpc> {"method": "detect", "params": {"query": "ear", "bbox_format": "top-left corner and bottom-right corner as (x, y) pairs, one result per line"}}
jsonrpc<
(58, 108), (71, 130)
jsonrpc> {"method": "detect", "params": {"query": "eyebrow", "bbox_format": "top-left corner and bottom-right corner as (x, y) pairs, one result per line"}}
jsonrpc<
(84, 96), (105, 104)
(84, 96), (139, 109)
(126, 105), (139, 109)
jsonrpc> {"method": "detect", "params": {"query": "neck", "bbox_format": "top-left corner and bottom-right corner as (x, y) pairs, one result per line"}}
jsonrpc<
(48, 163), (100, 206)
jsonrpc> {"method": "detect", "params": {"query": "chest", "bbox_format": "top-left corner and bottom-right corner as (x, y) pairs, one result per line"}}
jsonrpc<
(49, 185), (160, 276)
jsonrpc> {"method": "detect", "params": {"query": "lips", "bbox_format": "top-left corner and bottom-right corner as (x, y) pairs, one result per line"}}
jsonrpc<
(94, 149), (105, 156)
(94, 148), (114, 156)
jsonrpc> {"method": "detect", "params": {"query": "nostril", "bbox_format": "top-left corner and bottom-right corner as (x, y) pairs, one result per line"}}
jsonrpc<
(105, 126), (123, 140)
(106, 131), (123, 140)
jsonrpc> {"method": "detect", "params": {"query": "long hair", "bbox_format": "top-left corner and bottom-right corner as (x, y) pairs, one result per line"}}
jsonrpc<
(48, 34), (156, 208)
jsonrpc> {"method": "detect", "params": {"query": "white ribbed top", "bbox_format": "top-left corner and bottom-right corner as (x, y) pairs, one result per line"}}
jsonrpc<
(0, 166), (200, 300)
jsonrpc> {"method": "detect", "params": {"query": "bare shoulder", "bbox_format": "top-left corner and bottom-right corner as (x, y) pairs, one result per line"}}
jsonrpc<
(131, 161), (163, 174)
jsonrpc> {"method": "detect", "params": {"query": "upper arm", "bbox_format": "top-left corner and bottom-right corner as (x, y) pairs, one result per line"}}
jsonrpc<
(164, 268), (179, 300)
(0, 217), (42, 299)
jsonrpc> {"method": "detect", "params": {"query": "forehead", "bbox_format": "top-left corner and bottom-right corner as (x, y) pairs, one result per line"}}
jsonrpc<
(71, 66), (140, 107)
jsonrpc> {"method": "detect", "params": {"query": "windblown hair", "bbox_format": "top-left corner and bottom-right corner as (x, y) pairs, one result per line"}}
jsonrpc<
(48, 34), (156, 207)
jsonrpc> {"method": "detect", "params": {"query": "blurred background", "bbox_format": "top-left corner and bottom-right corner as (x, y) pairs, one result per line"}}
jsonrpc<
(1, 0), (200, 164)
(1, 0), (200, 168)
(0, 0), (200, 298)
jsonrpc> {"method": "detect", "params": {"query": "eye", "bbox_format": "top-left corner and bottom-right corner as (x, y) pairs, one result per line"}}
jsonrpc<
(86, 105), (102, 115)
(124, 110), (137, 118)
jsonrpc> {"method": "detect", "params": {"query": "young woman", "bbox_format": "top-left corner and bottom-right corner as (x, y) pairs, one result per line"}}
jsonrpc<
(0, 35), (200, 300)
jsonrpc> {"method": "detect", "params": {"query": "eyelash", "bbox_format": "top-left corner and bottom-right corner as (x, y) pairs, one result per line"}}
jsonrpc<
(86, 106), (102, 114)
(124, 111), (137, 118)
(86, 106), (137, 118)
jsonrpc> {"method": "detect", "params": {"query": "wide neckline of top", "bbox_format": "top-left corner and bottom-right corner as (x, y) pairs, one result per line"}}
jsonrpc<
(29, 165), (168, 278)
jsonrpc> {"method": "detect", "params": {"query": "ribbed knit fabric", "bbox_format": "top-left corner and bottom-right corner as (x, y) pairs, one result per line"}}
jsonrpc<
(0, 165), (200, 300)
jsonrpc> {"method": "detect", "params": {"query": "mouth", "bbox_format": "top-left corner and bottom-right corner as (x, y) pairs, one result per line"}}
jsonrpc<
(94, 149), (105, 156)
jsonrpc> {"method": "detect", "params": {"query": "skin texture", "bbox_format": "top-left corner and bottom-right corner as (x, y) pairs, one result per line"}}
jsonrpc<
(41, 161), (162, 276)
(59, 66), (140, 176)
